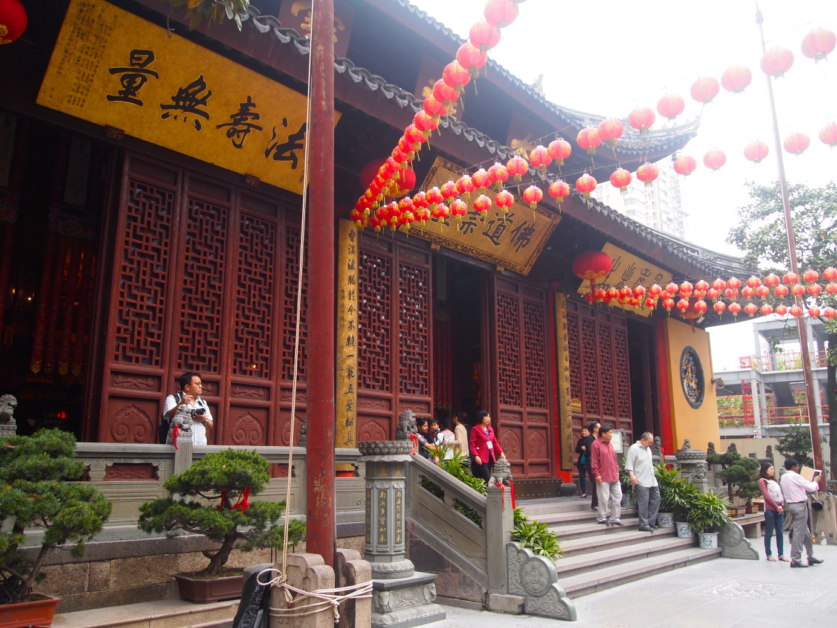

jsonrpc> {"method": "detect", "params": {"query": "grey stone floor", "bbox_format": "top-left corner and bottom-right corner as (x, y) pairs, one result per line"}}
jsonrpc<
(434, 534), (837, 628)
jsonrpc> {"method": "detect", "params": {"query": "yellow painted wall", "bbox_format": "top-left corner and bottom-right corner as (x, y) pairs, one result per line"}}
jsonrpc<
(665, 318), (721, 452)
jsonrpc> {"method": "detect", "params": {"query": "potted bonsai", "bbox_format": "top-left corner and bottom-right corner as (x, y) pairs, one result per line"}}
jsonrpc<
(686, 492), (731, 549)
(138, 449), (305, 604)
(706, 450), (760, 515)
(0, 429), (112, 627)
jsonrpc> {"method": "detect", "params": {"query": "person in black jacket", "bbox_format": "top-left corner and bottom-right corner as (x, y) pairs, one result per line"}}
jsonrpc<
(584, 422), (601, 510)
(575, 427), (591, 497)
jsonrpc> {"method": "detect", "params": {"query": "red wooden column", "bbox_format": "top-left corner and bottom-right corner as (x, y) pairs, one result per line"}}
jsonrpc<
(306, 0), (336, 566)
(654, 319), (674, 454)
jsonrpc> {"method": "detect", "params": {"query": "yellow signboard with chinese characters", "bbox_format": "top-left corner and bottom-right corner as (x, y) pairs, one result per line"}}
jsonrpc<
(36, 0), (339, 195)
(577, 243), (673, 317)
(414, 158), (560, 275)
(336, 220), (359, 455)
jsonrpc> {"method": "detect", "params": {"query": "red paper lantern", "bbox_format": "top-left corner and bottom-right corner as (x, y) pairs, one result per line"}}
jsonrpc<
(690, 77), (720, 104)
(707, 288), (720, 302)
(522, 185), (543, 210)
(764, 273), (780, 287)
(577, 127), (602, 156)
(645, 297), (658, 309)
(703, 149), (727, 171)
(440, 181), (459, 203)
(636, 162), (659, 187)
(823, 306), (837, 319)
(695, 279), (710, 294)
(633, 285), (647, 299)
(744, 140), (769, 164)
(456, 43), (488, 79)
(728, 302), (742, 318)
(575, 173), (597, 198)
(721, 65), (752, 93)
(676, 298), (690, 315)
(824, 267), (837, 281)
(359, 159), (387, 188)
(433, 79), (458, 108)
(572, 251), (613, 287)
(547, 139), (572, 166)
(0, 0), (27, 45)
(606, 287), (620, 302)
(808, 283), (823, 297)
(548, 180), (570, 204)
(694, 300), (708, 315)
(629, 107), (656, 135)
(821, 123), (837, 148)
(728, 277), (742, 290)
(426, 187), (444, 212)
(725, 288), (739, 301)
(803, 269), (819, 283)
(673, 155), (697, 176)
(774, 284), (789, 299)
(495, 189), (514, 214)
(609, 168), (632, 193)
(456, 175), (475, 200)
(649, 284), (663, 297)
(791, 283), (806, 297)
(469, 18), (501, 53)
(619, 285), (633, 299)
(741, 286), (755, 300)
(473, 194), (492, 218)
(413, 111), (439, 136)
(756, 286), (770, 299)
(423, 94), (444, 119)
(808, 306), (822, 318)
(760, 304), (774, 316)
(657, 94), (685, 121)
(395, 167), (416, 196)
(802, 27), (836, 62)
(414, 204), (431, 226)
(506, 156), (529, 182)
(529, 145), (552, 175)
(746, 276), (762, 289)
(662, 298), (675, 314)
(783, 271), (799, 285)
(443, 61), (471, 95)
(488, 162), (509, 190)
(405, 125), (426, 151)
(760, 47), (794, 78)
(714, 301), (727, 316)
(826, 282), (837, 296)
(665, 282), (679, 296)
(484, 0), (519, 28)
(783, 133), (810, 155)
(598, 118), (624, 149)
(775, 304), (789, 317)
(450, 199), (468, 221)
(789, 305), (804, 318)
(712, 278), (727, 292)
(744, 303), (758, 317)
(679, 281), (694, 298)
(472, 168), (490, 191)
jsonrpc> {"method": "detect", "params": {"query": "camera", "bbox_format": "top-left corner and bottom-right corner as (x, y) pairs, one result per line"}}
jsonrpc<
(191, 407), (206, 418)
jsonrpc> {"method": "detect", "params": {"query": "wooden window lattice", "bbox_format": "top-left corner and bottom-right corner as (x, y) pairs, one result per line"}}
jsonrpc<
(357, 250), (391, 392)
(281, 225), (308, 381)
(523, 299), (547, 409)
(399, 263), (430, 396)
(614, 327), (631, 418)
(580, 317), (600, 416)
(496, 292), (522, 407)
(598, 322), (616, 417)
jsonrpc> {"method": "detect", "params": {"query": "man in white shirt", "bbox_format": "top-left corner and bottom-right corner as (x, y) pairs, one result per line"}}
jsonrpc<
(163, 371), (213, 446)
(626, 432), (660, 532)
(779, 458), (824, 568)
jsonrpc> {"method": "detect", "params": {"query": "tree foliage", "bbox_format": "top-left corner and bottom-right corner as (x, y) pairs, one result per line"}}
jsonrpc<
(776, 426), (814, 468)
(706, 451), (760, 505)
(0, 430), (112, 602)
(728, 181), (837, 479)
(138, 449), (304, 577)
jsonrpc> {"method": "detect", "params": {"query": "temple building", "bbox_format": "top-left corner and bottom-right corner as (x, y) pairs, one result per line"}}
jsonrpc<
(1, 0), (750, 495)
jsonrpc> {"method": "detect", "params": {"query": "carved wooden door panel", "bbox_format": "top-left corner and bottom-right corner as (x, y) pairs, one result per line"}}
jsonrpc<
(566, 301), (633, 444)
(99, 154), (306, 444)
(490, 277), (552, 478)
(356, 235), (432, 441)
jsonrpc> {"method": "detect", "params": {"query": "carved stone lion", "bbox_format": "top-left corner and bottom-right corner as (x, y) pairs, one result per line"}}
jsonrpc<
(0, 394), (17, 426)
(395, 409), (416, 441)
(727, 442), (738, 454)
(489, 458), (513, 487)
(707, 441), (717, 456)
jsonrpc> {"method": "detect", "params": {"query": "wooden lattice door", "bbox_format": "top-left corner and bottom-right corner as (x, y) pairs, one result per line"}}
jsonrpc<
(489, 276), (552, 478)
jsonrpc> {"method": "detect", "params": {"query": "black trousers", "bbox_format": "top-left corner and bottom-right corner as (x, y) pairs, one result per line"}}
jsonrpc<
(471, 459), (494, 482)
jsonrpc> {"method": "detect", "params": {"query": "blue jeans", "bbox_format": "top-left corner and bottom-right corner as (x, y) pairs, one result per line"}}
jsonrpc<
(764, 509), (785, 557)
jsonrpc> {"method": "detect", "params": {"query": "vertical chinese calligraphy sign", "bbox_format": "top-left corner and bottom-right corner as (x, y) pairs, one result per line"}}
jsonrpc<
(336, 220), (358, 464)
(414, 158), (560, 275)
(576, 243), (673, 317)
(36, 0), (339, 196)
(554, 293), (574, 472)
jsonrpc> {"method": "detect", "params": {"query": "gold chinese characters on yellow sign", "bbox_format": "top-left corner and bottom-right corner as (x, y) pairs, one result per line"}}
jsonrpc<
(37, 0), (339, 196)
(577, 243), (673, 318)
(415, 158), (560, 275)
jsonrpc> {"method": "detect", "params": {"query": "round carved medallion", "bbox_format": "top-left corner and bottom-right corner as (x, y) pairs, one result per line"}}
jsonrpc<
(519, 557), (551, 597)
(679, 346), (705, 409)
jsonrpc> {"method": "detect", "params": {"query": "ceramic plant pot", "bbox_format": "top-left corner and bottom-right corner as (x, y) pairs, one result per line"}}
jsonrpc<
(657, 512), (675, 528)
(675, 521), (693, 538)
(174, 573), (245, 604)
(697, 532), (719, 549)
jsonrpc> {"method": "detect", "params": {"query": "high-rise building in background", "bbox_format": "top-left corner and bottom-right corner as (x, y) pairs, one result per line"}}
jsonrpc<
(592, 157), (687, 239)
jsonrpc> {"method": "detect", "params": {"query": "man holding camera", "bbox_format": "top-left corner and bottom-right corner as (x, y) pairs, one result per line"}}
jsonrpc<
(163, 371), (213, 446)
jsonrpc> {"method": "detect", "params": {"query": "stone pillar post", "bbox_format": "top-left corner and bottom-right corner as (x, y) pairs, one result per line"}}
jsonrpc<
(750, 374), (762, 437)
(173, 426), (193, 475)
(674, 439), (709, 493)
(485, 459), (514, 594)
(270, 553), (335, 628)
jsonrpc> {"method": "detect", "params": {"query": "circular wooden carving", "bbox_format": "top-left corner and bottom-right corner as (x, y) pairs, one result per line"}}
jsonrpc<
(499, 428), (522, 457)
(358, 419), (388, 442)
(680, 346), (705, 409)
(231, 413), (265, 446)
(110, 405), (154, 443)
(280, 419), (302, 446)
(527, 430), (547, 459)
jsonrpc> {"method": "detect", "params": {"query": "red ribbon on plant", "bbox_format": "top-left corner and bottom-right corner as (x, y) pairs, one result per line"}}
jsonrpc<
(219, 488), (227, 510)
(232, 487), (251, 514)
(410, 433), (419, 456)
(171, 425), (180, 450)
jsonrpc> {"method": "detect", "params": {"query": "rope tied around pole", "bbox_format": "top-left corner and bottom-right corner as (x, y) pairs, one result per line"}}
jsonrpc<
(257, 568), (373, 622)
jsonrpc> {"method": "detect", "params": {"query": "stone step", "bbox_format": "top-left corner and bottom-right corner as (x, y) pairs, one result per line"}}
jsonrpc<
(555, 535), (698, 578)
(518, 498), (593, 516)
(53, 598), (239, 628)
(535, 507), (637, 526)
(559, 547), (722, 599)
(558, 526), (678, 557)
(548, 517), (641, 540)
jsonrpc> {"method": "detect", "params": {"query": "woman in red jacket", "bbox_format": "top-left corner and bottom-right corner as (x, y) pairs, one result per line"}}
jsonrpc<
(469, 410), (506, 482)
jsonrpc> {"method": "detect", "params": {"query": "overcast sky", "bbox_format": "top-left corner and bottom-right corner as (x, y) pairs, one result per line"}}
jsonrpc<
(410, 0), (837, 258)
(410, 0), (837, 369)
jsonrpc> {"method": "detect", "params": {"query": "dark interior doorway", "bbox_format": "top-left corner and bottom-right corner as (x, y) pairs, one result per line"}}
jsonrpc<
(627, 318), (656, 440)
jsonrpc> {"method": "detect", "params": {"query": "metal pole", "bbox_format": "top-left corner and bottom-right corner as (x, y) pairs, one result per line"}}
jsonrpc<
(306, 0), (336, 565)
(756, 6), (825, 488)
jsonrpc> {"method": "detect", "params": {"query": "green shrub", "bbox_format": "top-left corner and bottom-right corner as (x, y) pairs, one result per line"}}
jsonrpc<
(138, 449), (304, 577)
(655, 463), (699, 521)
(706, 451), (760, 505)
(686, 492), (731, 534)
(0, 430), (112, 602)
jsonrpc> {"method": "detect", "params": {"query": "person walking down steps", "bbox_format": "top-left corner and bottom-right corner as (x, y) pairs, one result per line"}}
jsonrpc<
(591, 426), (623, 527)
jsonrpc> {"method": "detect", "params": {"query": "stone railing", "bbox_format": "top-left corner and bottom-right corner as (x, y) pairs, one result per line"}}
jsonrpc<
(73, 442), (365, 537)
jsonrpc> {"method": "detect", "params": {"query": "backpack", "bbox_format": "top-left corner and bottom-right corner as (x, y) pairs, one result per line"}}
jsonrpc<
(159, 392), (183, 444)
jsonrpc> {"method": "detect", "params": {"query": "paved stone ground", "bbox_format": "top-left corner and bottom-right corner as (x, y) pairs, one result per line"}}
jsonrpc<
(435, 536), (837, 628)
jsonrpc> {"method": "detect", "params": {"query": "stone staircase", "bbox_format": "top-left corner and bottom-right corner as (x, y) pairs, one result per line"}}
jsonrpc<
(521, 497), (721, 599)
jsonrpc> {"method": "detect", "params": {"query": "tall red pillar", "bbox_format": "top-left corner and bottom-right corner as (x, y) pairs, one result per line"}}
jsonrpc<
(654, 318), (674, 455)
(306, 0), (336, 567)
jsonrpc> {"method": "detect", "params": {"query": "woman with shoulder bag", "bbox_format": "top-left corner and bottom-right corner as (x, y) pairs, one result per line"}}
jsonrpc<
(758, 462), (788, 562)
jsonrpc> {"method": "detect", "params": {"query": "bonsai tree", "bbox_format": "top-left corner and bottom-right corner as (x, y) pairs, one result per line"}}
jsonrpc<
(706, 450), (760, 507)
(776, 426), (814, 468)
(138, 449), (305, 577)
(655, 463), (699, 521)
(0, 430), (112, 603)
(686, 492), (731, 535)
